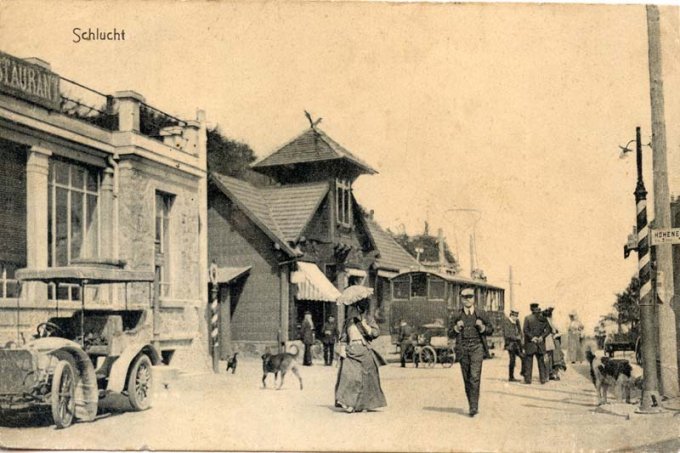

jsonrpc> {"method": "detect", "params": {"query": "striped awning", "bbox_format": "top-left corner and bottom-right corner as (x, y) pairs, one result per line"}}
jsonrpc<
(291, 262), (341, 302)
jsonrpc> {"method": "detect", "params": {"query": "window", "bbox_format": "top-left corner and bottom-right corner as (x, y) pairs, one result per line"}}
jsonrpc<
(0, 263), (20, 299)
(335, 179), (352, 227)
(393, 277), (410, 300)
(48, 159), (100, 301)
(429, 277), (446, 300)
(155, 192), (174, 298)
(411, 273), (427, 298)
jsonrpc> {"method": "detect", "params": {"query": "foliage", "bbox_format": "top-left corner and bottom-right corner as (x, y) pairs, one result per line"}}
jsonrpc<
(388, 223), (460, 271)
(613, 276), (640, 328)
(207, 126), (257, 178)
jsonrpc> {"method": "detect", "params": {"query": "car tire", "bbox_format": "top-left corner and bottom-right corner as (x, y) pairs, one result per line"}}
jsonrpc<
(51, 360), (76, 429)
(127, 354), (153, 411)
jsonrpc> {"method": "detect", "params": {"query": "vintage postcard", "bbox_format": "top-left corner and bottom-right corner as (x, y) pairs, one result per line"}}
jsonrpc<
(0, 1), (679, 451)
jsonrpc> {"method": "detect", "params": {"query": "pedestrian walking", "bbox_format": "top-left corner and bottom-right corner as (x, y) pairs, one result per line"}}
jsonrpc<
(522, 303), (550, 384)
(301, 311), (315, 366)
(448, 287), (494, 417)
(322, 315), (339, 366)
(567, 311), (584, 364)
(502, 309), (523, 382)
(335, 289), (387, 413)
(398, 319), (417, 368)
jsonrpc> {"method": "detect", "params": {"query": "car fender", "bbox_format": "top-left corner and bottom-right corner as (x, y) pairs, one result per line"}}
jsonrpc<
(106, 343), (161, 393)
(27, 338), (99, 422)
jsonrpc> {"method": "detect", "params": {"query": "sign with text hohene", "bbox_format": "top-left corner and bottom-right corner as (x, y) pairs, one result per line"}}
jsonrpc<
(0, 51), (61, 110)
(650, 228), (680, 246)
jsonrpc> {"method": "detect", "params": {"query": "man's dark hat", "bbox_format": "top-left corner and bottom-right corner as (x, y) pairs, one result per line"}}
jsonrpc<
(530, 303), (540, 310)
(510, 310), (519, 316)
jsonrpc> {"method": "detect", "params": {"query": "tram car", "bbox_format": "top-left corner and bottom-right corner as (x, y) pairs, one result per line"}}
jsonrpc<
(388, 270), (505, 353)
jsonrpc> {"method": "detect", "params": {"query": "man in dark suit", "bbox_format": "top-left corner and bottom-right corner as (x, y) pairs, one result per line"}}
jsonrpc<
(448, 287), (494, 417)
(322, 315), (339, 366)
(502, 309), (523, 382)
(398, 319), (417, 368)
(522, 303), (550, 384)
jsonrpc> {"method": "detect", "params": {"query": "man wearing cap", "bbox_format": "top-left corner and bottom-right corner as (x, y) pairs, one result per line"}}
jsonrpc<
(502, 309), (523, 382)
(522, 303), (551, 384)
(448, 287), (494, 417)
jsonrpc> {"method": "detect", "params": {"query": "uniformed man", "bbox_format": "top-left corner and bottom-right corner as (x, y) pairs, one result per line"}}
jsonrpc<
(398, 319), (416, 368)
(448, 287), (494, 417)
(522, 303), (551, 384)
(502, 309), (523, 382)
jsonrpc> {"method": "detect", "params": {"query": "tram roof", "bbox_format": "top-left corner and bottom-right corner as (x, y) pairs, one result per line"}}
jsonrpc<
(392, 269), (505, 291)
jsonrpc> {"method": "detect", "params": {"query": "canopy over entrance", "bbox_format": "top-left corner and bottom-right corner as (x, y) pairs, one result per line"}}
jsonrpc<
(291, 262), (341, 302)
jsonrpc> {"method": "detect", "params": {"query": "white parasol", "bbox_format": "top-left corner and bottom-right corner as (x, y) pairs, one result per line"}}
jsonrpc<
(336, 285), (374, 306)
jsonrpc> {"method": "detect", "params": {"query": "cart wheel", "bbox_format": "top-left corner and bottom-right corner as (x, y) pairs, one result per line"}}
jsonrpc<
(51, 360), (76, 429)
(128, 354), (153, 411)
(420, 346), (437, 368)
(441, 348), (455, 368)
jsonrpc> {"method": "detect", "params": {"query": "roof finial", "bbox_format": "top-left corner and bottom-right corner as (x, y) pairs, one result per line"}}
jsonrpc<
(304, 110), (323, 129)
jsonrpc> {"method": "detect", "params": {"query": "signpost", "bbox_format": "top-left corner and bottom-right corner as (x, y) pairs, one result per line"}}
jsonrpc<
(650, 228), (680, 246)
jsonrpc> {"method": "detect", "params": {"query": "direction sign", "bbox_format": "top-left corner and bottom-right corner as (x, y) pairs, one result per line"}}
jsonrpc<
(650, 228), (680, 246)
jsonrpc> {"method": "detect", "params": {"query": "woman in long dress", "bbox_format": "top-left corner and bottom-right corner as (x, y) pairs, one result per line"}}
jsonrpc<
(334, 298), (387, 413)
(567, 312), (584, 363)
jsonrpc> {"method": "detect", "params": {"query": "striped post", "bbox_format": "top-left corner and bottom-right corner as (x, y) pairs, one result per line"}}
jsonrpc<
(633, 127), (661, 413)
(209, 263), (220, 373)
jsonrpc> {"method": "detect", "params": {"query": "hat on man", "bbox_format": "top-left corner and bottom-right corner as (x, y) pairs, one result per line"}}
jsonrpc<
(530, 303), (540, 311)
(461, 288), (475, 297)
(510, 310), (519, 316)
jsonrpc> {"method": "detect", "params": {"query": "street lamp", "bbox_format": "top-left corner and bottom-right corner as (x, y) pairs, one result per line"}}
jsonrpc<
(620, 126), (661, 413)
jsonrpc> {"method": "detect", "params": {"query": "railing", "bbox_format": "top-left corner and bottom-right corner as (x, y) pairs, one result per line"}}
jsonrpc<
(56, 77), (189, 144)
(59, 77), (119, 131)
(139, 102), (187, 142)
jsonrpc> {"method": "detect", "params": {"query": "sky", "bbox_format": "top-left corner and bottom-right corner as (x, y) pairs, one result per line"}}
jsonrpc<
(1, 1), (679, 332)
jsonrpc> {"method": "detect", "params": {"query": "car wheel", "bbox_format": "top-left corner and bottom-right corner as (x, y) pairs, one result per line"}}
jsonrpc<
(420, 346), (437, 368)
(128, 354), (153, 411)
(51, 360), (76, 429)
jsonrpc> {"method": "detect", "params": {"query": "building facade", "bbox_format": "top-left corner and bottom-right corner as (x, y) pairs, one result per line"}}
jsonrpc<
(0, 51), (209, 369)
(208, 124), (419, 354)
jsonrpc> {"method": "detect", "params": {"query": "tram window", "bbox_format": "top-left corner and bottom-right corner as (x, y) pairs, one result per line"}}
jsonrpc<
(393, 278), (410, 300)
(411, 274), (426, 298)
(429, 278), (446, 300)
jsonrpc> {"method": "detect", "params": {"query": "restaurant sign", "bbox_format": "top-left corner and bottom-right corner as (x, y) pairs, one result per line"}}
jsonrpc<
(0, 51), (61, 110)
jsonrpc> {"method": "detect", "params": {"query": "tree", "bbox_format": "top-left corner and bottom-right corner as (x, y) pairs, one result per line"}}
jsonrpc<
(206, 126), (257, 178)
(613, 276), (640, 330)
(389, 223), (461, 272)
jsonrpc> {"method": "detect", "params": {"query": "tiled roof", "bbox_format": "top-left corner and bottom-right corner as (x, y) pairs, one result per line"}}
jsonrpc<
(253, 128), (377, 175)
(210, 173), (329, 253)
(261, 182), (329, 242)
(363, 216), (420, 272)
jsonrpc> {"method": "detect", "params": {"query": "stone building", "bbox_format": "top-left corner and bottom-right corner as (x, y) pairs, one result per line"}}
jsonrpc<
(0, 51), (209, 369)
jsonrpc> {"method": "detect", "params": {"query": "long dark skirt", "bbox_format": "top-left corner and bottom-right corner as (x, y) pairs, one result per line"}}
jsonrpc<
(335, 343), (387, 411)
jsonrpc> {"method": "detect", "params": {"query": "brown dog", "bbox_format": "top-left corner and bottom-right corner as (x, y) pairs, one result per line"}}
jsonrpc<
(261, 345), (303, 390)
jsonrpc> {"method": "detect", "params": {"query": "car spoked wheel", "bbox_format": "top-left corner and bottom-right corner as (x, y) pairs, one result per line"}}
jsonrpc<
(419, 346), (437, 368)
(128, 355), (152, 411)
(51, 360), (76, 429)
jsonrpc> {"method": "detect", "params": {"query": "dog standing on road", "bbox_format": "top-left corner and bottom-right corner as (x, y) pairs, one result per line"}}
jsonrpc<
(261, 345), (303, 390)
(586, 348), (635, 405)
(226, 352), (239, 374)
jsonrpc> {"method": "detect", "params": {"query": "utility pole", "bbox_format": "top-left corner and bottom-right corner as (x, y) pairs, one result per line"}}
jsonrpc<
(646, 4), (679, 397)
(628, 127), (661, 413)
(509, 266), (514, 312)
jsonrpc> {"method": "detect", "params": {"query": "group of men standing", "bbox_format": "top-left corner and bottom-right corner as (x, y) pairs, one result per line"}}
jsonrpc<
(502, 302), (564, 384)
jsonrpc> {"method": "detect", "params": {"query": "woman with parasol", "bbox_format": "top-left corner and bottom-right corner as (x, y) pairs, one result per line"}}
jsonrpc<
(334, 285), (387, 413)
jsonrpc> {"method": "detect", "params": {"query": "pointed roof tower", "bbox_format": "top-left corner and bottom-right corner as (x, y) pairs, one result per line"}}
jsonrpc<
(252, 115), (377, 184)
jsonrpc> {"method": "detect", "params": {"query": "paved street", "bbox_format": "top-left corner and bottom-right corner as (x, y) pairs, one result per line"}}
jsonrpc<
(1, 354), (679, 452)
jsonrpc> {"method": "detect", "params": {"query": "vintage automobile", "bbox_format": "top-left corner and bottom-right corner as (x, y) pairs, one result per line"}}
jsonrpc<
(0, 263), (161, 428)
